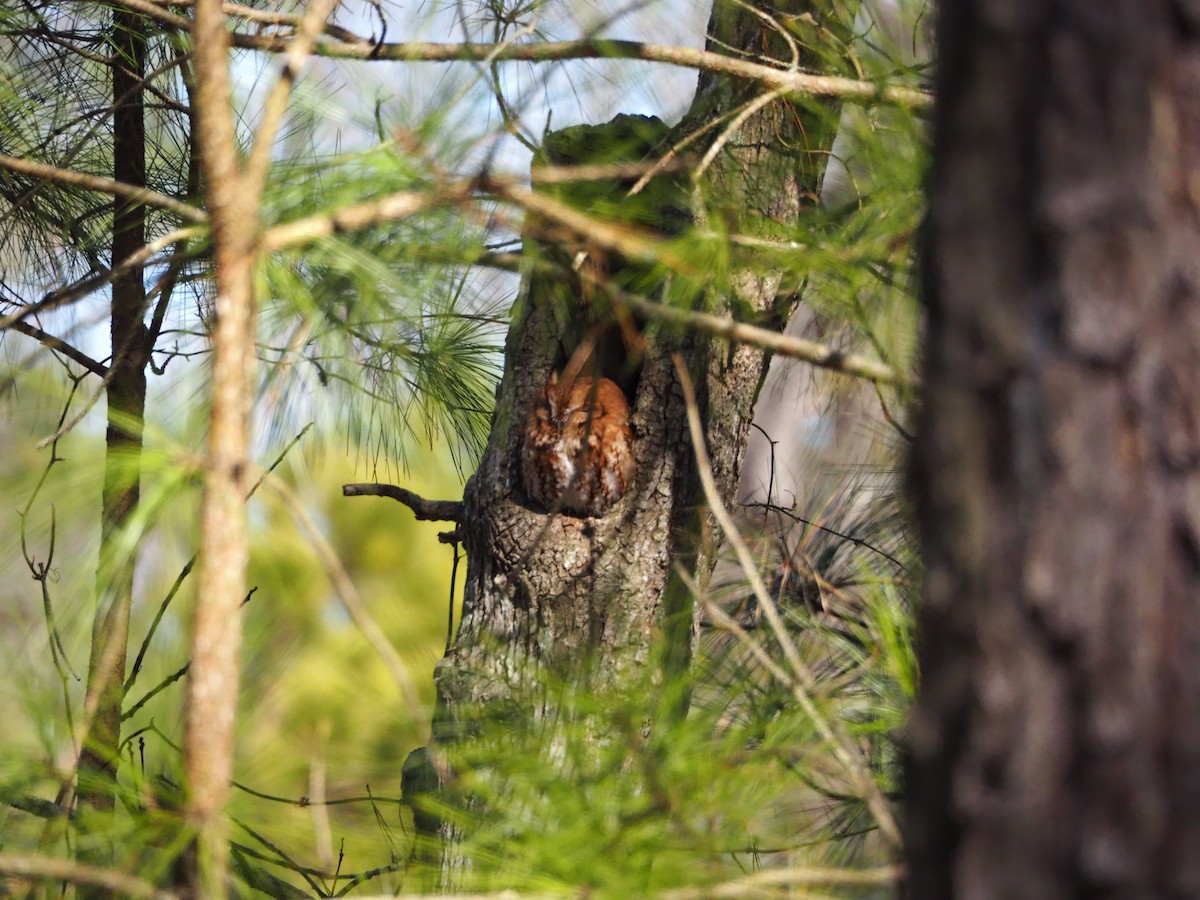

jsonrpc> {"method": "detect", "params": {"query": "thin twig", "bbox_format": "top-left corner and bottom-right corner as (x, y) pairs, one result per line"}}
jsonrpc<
(18, 378), (84, 690)
(873, 381), (914, 442)
(120, 723), (403, 807)
(35, 360), (121, 448)
(121, 662), (189, 721)
(695, 87), (788, 182)
(742, 501), (909, 574)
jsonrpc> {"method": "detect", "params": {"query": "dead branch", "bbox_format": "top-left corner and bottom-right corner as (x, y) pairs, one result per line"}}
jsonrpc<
(342, 483), (463, 522)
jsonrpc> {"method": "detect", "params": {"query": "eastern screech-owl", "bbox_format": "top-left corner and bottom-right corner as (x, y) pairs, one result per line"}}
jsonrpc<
(521, 372), (635, 517)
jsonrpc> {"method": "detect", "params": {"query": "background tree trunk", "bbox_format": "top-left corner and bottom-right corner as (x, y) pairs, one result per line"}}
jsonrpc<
(78, 5), (148, 820)
(425, 0), (850, 880)
(910, 1), (1200, 896)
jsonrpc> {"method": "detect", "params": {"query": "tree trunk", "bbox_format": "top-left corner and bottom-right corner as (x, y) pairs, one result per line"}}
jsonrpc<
(78, 5), (147, 819)
(424, 1), (847, 881)
(184, 1), (260, 894)
(910, 2), (1200, 896)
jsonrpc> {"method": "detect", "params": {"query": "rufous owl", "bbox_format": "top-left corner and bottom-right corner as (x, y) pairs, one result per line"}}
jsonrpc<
(521, 371), (635, 517)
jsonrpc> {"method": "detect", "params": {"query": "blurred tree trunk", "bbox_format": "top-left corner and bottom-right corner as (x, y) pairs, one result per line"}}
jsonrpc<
(910, 1), (1200, 896)
(425, 0), (849, 881)
(77, 6), (148, 821)
(184, 0), (261, 893)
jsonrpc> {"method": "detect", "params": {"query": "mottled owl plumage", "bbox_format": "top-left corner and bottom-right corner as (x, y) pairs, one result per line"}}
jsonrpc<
(521, 372), (635, 517)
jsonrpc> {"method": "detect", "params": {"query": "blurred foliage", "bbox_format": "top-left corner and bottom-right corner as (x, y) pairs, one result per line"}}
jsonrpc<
(0, 375), (462, 890)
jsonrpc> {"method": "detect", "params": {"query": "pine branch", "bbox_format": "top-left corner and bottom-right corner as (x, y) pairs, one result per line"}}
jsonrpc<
(241, 0), (340, 208)
(619, 292), (901, 385)
(101, 0), (932, 108)
(0, 154), (206, 224)
(0, 226), (204, 332)
(249, 38), (932, 108)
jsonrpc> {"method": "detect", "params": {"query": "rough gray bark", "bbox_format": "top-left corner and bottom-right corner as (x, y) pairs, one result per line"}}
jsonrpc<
(910, 1), (1200, 896)
(423, 1), (848, 880)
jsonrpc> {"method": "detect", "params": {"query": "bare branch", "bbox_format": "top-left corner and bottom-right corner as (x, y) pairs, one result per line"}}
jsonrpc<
(232, 36), (933, 109)
(0, 153), (206, 224)
(622, 293), (900, 385)
(260, 186), (462, 252)
(0, 852), (175, 899)
(5, 319), (109, 377)
(342, 483), (462, 522)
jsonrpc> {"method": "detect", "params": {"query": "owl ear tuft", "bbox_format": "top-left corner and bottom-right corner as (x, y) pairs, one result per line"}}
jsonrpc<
(543, 371), (561, 417)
